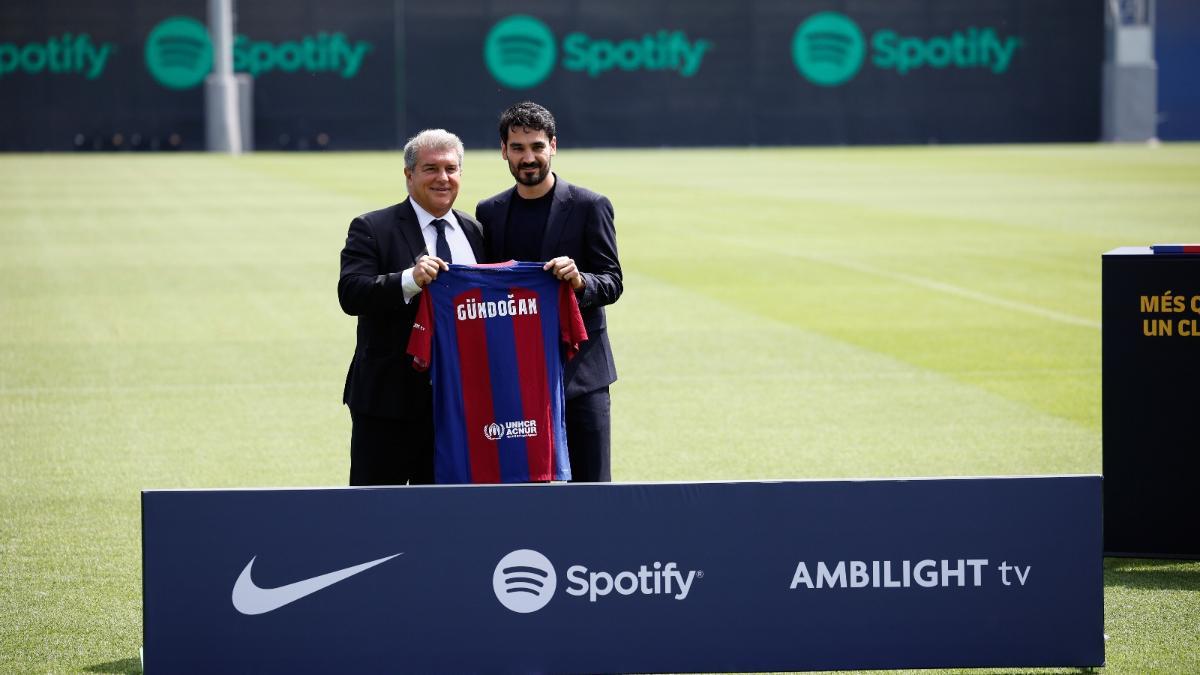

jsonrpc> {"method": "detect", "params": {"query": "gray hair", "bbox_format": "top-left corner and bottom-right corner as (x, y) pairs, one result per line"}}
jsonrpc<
(403, 129), (464, 171)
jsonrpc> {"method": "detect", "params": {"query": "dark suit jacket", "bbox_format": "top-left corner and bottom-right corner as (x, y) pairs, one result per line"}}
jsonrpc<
(339, 199), (485, 418)
(476, 175), (622, 398)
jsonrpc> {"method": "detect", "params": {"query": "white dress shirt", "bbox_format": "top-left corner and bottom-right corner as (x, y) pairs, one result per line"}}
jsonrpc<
(401, 199), (478, 302)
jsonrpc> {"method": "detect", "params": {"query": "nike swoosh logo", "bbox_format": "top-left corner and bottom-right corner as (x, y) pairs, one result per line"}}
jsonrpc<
(231, 552), (403, 615)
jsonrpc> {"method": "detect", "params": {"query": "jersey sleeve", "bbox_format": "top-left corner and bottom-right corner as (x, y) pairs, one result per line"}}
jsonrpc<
(558, 281), (589, 360)
(407, 289), (434, 371)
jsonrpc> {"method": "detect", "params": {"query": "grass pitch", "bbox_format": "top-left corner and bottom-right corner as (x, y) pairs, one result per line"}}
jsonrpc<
(1, 144), (1198, 672)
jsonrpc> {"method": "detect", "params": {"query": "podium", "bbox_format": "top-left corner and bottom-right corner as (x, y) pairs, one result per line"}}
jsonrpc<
(1102, 247), (1200, 557)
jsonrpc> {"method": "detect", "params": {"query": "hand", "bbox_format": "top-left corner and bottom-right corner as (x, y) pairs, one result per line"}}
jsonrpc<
(544, 256), (584, 290)
(412, 255), (449, 287)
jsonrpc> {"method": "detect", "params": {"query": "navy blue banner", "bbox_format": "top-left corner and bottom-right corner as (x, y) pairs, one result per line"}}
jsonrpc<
(1102, 248), (1200, 557)
(142, 476), (1103, 672)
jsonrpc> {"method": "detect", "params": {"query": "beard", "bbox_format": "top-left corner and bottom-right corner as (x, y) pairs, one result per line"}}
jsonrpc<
(510, 159), (550, 187)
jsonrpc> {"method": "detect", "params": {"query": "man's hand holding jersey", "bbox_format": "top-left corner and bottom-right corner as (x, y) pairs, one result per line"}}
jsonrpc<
(412, 255), (449, 288)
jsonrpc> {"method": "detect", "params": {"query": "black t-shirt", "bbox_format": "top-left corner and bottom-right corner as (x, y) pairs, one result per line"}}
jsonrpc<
(505, 190), (554, 263)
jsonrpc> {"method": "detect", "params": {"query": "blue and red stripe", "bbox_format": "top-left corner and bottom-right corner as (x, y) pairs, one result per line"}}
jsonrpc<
(410, 262), (583, 484)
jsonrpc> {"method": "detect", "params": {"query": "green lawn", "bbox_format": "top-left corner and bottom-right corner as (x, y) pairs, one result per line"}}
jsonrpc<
(1, 145), (1198, 672)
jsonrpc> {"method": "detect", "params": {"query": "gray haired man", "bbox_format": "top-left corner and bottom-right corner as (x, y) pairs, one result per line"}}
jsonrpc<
(338, 129), (485, 485)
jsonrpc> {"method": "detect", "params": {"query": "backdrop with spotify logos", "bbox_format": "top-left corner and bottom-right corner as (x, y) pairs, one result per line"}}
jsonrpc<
(0, 0), (395, 151)
(3, 0), (1102, 150)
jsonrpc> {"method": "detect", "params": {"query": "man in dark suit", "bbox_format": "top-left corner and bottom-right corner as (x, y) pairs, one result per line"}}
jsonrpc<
(475, 102), (623, 482)
(339, 129), (484, 485)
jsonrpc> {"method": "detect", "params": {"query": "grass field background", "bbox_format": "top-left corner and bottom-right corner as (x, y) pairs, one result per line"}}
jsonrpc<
(1, 145), (1198, 672)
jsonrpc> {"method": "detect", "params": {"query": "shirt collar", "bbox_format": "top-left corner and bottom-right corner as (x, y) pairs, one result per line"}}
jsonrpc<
(409, 198), (459, 232)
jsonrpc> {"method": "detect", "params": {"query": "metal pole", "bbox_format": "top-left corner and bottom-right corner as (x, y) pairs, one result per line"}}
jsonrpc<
(207, 0), (242, 154)
(1102, 0), (1158, 143)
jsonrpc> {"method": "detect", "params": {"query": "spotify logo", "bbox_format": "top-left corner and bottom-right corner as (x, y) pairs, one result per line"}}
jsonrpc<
(493, 549), (557, 614)
(791, 11), (865, 87)
(145, 16), (213, 90)
(484, 15), (557, 89)
(792, 12), (1022, 87)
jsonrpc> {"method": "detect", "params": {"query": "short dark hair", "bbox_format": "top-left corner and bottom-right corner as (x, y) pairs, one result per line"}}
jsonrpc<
(498, 101), (557, 143)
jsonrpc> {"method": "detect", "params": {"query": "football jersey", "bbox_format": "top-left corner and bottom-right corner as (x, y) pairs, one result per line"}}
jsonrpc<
(408, 262), (587, 484)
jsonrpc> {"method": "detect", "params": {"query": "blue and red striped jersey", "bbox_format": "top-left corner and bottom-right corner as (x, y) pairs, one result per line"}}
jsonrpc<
(408, 262), (587, 483)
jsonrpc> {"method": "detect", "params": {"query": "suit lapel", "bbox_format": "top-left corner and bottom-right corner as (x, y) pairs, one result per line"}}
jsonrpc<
(540, 175), (573, 261)
(489, 188), (517, 261)
(397, 199), (427, 263)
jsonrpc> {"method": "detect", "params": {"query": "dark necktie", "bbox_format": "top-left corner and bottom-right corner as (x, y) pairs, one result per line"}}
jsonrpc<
(431, 218), (452, 263)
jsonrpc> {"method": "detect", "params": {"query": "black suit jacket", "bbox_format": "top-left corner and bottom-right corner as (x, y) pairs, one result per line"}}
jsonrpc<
(339, 199), (485, 418)
(476, 175), (622, 398)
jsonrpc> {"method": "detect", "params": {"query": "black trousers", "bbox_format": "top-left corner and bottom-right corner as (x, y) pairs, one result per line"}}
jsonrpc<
(349, 407), (434, 486)
(566, 387), (611, 482)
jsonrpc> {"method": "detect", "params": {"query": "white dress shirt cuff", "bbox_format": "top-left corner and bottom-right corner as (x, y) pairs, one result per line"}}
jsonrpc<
(401, 268), (422, 303)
